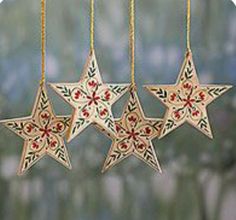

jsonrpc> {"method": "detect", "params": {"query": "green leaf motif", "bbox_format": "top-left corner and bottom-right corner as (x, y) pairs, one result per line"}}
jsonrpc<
(107, 150), (123, 166)
(208, 87), (227, 97)
(72, 118), (85, 134)
(105, 118), (115, 131)
(156, 89), (167, 99)
(184, 62), (193, 80)
(57, 86), (72, 98)
(24, 151), (38, 169)
(7, 122), (24, 131)
(55, 146), (66, 162)
(111, 86), (127, 96)
(88, 61), (96, 78)
(40, 91), (49, 111)
(198, 118), (208, 132)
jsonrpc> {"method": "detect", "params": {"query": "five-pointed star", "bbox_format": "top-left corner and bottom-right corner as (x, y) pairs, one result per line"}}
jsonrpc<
(145, 52), (232, 139)
(99, 90), (163, 173)
(1, 85), (72, 175)
(49, 49), (130, 142)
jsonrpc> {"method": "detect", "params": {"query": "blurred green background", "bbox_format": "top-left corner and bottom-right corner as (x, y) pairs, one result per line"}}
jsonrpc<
(0, 0), (236, 220)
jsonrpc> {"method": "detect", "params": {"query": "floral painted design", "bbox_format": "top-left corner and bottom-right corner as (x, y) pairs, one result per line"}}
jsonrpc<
(1, 85), (72, 175)
(49, 50), (129, 142)
(145, 52), (232, 139)
(167, 81), (208, 122)
(99, 90), (163, 173)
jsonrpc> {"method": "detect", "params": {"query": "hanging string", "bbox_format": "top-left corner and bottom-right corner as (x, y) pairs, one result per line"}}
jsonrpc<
(129, 0), (135, 89)
(40, 0), (46, 86)
(186, 0), (191, 55)
(90, 0), (94, 51)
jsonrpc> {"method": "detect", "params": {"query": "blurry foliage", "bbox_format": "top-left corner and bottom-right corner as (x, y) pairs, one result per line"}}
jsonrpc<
(0, 0), (236, 220)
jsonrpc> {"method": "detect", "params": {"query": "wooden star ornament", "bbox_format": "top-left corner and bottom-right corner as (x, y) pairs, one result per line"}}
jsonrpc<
(145, 52), (232, 139)
(49, 49), (130, 142)
(98, 89), (163, 173)
(1, 85), (72, 175)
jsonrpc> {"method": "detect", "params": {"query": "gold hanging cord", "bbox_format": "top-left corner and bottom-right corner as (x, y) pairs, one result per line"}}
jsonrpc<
(186, 0), (191, 55)
(129, 0), (135, 88)
(40, 0), (46, 86)
(90, 0), (95, 51)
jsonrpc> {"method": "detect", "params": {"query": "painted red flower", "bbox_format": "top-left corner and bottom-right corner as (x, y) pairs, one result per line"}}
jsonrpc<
(174, 111), (181, 119)
(32, 142), (39, 150)
(50, 141), (57, 148)
(121, 143), (128, 149)
(100, 108), (108, 116)
(116, 124), (121, 132)
(39, 126), (52, 138)
(183, 83), (192, 90)
(74, 90), (81, 100)
(87, 92), (100, 106)
(128, 116), (137, 123)
(192, 110), (200, 117)
(88, 80), (97, 88)
(82, 109), (89, 118)
(26, 124), (34, 133)
(105, 90), (111, 101)
(126, 128), (139, 141)
(183, 97), (195, 108)
(170, 93), (176, 101)
(145, 127), (151, 134)
(199, 92), (205, 101)
(56, 123), (63, 132)
(41, 113), (49, 119)
(137, 143), (145, 150)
